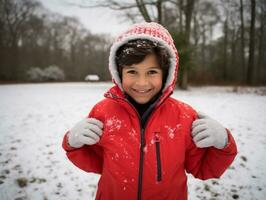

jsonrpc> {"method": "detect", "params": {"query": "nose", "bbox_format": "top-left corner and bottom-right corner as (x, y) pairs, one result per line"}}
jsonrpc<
(135, 75), (148, 87)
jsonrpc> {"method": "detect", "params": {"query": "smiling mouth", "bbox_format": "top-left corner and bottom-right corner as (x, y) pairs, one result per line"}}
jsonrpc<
(132, 88), (152, 94)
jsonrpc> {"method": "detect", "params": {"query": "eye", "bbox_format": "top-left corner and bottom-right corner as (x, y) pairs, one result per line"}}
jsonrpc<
(126, 70), (137, 74)
(148, 70), (159, 75)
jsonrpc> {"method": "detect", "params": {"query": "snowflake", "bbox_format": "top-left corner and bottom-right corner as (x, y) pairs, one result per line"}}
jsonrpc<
(143, 146), (148, 153)
(165, 124), (181, 139)
(128, 129), (138, 141)
(106, 116), (123, 132)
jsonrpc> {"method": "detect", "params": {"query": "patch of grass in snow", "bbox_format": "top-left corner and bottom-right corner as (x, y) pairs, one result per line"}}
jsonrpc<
(10, 146), (17, 150)
(14, 197), (27, 200)
(240, 163), (246, 168)
(204, 183), (210, 192)
(232, 193), (240, 199)
(16, 177), (28, 188)
(0, 174), (6, 185)
(29, 177), (47, 184)
(231, 86), (266, 96)
(240, 155), (247, 162)
(211, 180), (219, 185)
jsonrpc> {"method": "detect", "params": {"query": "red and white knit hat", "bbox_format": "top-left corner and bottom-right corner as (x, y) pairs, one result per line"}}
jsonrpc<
(109, 22), (179, 92)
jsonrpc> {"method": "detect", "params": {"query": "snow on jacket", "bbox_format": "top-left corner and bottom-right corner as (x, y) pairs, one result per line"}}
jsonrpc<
(62, 22), (237, 200)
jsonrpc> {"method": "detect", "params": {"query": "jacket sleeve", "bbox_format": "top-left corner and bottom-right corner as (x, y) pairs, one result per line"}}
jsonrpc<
(62, 103), (104, 174)
(185, 128), (237, 180)
(62, 132), (103, 174)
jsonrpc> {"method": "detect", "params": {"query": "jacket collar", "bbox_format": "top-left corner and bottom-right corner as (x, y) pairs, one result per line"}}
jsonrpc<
(104, 84), (173, 108)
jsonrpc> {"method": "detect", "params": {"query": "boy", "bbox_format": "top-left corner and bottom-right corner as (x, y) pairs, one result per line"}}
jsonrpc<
(62, 22), (237, 200)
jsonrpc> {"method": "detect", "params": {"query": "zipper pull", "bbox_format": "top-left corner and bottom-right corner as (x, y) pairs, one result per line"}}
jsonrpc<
(154, 131), (162, 182)
(154, 131), (160, 143)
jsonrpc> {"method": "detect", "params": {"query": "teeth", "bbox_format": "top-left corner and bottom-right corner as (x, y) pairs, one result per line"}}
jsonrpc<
(134, 89), (150, 93)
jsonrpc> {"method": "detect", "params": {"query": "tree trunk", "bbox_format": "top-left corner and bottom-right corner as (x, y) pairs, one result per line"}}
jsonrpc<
(223, 18), (228, 81)
(179, 0), (184, 33)
(257, 6), (265, 84)
(180, 0), (195, 90)
(156, 0), (163, 24)
(231, 30), (236, 81)
(247, 0), (256, 85)
(135, 0), (152, 22)
(240, 0), (246, 83)
(10, 34), (19, 80)
(201, 24), (206, 73)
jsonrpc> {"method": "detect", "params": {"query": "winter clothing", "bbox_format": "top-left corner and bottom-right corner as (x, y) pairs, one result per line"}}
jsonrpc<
(62, 22), (237, 200)
(109, 22), (178, 94)
(192, 112), (228, 149)
(68, 118), (104, 148)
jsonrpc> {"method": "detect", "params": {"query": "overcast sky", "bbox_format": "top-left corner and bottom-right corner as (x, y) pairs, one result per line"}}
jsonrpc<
(37, 0), (131, 36)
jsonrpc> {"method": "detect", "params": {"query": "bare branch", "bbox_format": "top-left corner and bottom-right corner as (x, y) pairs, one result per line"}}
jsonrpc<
(65, 0), (157, 11)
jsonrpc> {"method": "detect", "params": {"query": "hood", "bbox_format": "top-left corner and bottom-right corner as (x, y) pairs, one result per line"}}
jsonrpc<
(108, 22), (179, 95)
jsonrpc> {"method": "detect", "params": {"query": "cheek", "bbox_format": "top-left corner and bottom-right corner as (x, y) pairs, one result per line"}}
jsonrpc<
(122, 76), (133, 90)
(122, 71), (132, 86)
(152, 76), (163, 88)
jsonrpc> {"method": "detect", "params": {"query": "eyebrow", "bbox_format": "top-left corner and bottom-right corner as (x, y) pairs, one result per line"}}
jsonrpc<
(124, 66), (161, 69)
(148, 67), (161, 69)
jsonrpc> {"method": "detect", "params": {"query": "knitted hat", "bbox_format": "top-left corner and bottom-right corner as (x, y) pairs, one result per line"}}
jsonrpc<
(109, 22), (179, 92)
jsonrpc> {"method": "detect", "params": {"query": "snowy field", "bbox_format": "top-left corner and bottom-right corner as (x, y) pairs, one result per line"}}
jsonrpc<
(0, 82), (266, 200)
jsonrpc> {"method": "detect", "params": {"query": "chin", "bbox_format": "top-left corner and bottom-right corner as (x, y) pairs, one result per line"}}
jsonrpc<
(134, 98), (151, 104)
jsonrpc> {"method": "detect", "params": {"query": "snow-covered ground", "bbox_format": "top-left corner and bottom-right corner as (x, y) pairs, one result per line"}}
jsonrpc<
(0, 82), (265, 200)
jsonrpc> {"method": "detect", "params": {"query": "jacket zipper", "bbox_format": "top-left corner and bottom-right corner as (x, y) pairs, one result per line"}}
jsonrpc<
(124, 102), (158, 200)
(105, 93), (160, 200)
(154, 132), (162, 182)
(108, 94), (144, 200)
(137, 128), (145, 200)
(123, 99), (146, 200)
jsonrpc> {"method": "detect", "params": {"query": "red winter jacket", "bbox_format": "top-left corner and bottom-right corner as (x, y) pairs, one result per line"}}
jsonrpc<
(62, 22), (237, 200)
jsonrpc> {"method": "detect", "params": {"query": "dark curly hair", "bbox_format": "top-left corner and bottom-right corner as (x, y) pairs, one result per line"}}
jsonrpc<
(115, 39), (170, 85)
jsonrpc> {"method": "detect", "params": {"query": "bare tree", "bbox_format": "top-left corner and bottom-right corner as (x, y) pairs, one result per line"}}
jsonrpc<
(256, 0), (266, 84)
(180, 0), (195, 89)
(223, 17), (228, 81)
(0, 0), (114, 82)
(240, 0), (246, 82)
(192, 1), (220, 74)
(0, 0), (39, 80)
(1, 0), (264, 84)
(68, 0), (166, 24)
(247, 0), (256, 85)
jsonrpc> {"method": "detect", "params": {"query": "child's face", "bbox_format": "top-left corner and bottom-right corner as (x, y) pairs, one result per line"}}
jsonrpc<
(122, 53), (163, 104)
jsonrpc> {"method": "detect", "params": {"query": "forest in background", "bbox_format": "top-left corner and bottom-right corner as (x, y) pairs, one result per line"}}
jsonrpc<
(0, 0), (265, 88)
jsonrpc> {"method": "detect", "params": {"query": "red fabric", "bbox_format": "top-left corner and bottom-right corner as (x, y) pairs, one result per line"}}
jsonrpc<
(62, 133), (103, 174)
(62, 86), (237, 200)
(62, 22), (237, 200)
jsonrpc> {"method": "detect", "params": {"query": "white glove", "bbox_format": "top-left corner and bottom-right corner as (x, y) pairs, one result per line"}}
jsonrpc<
(68, 118), (104, 148)
(191, 112), (228, 149)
